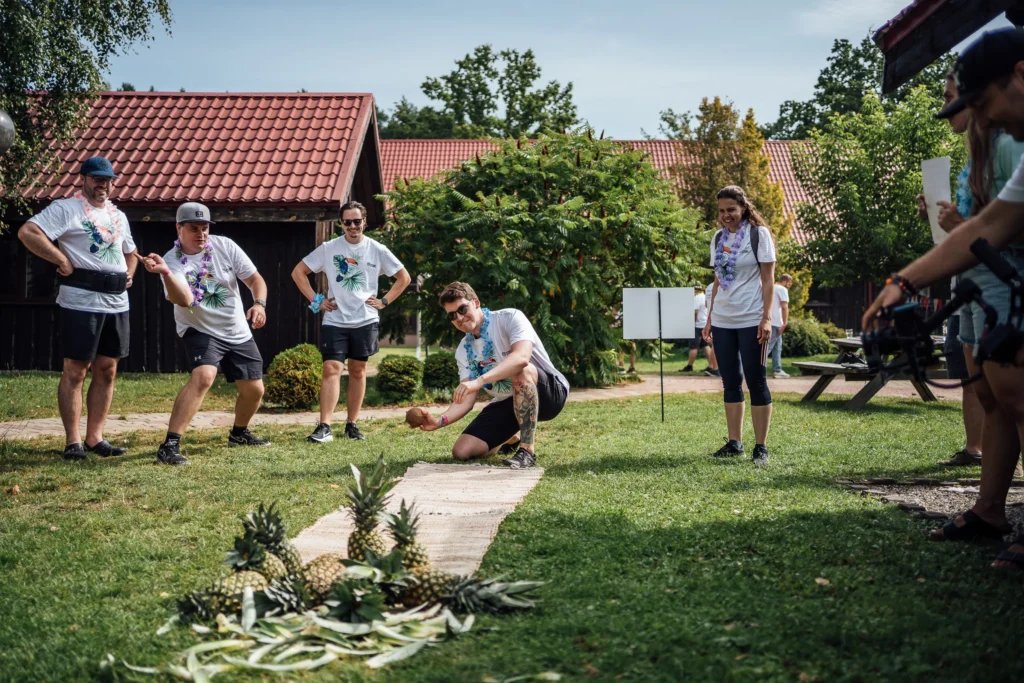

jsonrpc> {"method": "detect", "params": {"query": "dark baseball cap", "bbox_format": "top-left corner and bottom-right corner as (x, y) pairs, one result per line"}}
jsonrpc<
(938, 27), (1024, 120)
(79, 156), (119, 178)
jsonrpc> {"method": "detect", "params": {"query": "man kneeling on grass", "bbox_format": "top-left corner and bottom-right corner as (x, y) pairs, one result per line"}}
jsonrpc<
(141, 202), (271, 466)
(414, 282), (569, 469)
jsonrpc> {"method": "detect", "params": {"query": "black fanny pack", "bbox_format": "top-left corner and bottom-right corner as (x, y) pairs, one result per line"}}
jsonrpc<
(60, 269), (128, 294)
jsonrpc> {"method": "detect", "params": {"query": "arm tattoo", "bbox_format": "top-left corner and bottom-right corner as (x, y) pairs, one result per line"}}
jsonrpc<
(513, 379), (539, 446)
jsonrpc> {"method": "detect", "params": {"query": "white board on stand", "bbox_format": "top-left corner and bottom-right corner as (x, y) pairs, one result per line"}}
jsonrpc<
(921, 156), (952, 245)
(622, 288), (695, 340)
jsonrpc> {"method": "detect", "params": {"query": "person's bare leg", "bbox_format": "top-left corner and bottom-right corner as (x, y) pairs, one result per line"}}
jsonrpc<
(752, 403), (773, 445)
(319, 360), (343, 424)
(233, 379), (264, 428)
(724, 402), (744, 442)
(512, 364), (540, 454)
(58, 359), (90, 446)
(705, 345), (718, 370)
(687, 347), (698, 367)
(167, 366), (218, 435)
(962, 346), (984, 455)
(451, 434), (491, 461)
(84, 355), (118, 447)
(346, 359), (368, 424)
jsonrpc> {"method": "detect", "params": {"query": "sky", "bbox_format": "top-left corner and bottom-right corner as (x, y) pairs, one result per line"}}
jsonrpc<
(107, 0), (1011, 139)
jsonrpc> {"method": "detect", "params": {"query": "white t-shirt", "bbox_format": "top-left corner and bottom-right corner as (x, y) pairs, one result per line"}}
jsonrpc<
(29, 196), (137, 313)
(998, 153), (1024, 202)
(707, 224), (776, 329)
(455, 308), (570, 402)
(161, 235), (258, 345)
(694, 291), (708, 328)
(302, 236), (404, 329)
(770, 283), (790, 328)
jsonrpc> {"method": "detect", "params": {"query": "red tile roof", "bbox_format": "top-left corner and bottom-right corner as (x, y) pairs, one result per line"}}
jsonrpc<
(29, 92), (378, 206)
(380, 138), (814, 244)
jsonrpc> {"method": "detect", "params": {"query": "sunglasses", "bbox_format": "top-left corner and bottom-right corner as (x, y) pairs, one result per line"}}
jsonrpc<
(341, 218), (364, 227)
(446, 303), (472, 321)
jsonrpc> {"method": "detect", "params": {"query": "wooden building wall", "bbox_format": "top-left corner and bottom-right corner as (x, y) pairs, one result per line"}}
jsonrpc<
(0, 221), (321, 371)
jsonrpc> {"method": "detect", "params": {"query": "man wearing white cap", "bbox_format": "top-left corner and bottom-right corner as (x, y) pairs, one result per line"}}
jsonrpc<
(141, 202), (271, 465)
(17, 156), (138, 461)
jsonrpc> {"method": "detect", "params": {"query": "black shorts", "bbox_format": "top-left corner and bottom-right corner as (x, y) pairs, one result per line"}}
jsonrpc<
(60, 308), (130, 362)
(944, 316), (969, 380)
(183, 329), (263, 382)
(321, 322), (379, 363)
(687, 337), (709, 351)
(461, 366), (569, 450)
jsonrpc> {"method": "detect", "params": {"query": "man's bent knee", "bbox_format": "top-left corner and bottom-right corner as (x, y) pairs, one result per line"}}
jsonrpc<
(190, 366), (218, 391)
(452, 436), (488, 461)
(514, 363), (538, 384)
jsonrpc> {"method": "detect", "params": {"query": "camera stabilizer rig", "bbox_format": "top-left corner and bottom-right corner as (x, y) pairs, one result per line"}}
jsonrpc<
(862, 239), (1024, 388)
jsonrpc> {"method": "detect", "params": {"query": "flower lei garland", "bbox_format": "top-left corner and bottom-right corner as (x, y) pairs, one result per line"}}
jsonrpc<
(75, 191), (123, 244)
(462, 308), (497, 390)
(174, 237), (215, 307)
(713, 222), (748, 291)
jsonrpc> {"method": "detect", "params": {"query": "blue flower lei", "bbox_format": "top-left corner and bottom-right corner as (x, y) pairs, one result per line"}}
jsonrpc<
(714, 222), (747, 291)
(462, 308), (496, 390)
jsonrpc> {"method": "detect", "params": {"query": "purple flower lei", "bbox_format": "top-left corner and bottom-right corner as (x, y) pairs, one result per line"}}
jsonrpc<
(714, 222), (748, 291)
(174, 238), (215, 307)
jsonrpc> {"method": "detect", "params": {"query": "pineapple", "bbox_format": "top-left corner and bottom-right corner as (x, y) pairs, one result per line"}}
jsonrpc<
(325, 578), (387, 623)
(345, 456), (395, 562)
(224, 530), (288, 581)
(241, 502), (304, 575)
(303, 554), (347, 600)
(206, 570), (269, 615)
(384, 499), (431, 571)
(401, 569), (543, 614)
(177, 590), (215, 624)
(256, 573), (313, 616)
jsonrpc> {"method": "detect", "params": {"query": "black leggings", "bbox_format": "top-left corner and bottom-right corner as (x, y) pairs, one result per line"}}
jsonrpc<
(711, 325), (772, 406)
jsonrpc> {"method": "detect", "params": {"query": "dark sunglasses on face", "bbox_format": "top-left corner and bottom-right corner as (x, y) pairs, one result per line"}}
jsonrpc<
(447, 304), (471, 321)
(342, 218), (364, 227)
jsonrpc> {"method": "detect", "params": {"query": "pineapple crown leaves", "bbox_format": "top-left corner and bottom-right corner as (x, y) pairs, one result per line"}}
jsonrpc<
(240, 501), (289, 551)
(255, 574), (312, 617)
(341, 549), (413, 603)
(176, 590), (215, 625)
(449, 575), (545, 614)
(224, 530), (267, 571)
(384, 499), (421, 544)
(325, 578), (388, 623)
(346, 455), (396, 522)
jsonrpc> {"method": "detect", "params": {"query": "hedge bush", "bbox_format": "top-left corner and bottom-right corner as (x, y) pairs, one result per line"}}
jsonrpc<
(782, 317), (834, 356)
(422, 351), (459, 391)
(377, 355), (423, 404)
(265, 344), (323, 409)
(819, 320), (846, 340)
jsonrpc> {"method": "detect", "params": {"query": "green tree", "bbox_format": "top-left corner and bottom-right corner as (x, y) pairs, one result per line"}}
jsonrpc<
(792, 87), (966, 288)
(378, 130), (703, 387)
(377, 45), (577, 140)
(0, 0), (172, 230)
(764, 36), (958, 140)
(118, 82), (136, 92)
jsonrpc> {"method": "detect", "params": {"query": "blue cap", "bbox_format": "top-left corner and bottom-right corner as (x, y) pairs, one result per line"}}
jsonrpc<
(79, 156), (119, 178)
(938, 27), (1024, 120)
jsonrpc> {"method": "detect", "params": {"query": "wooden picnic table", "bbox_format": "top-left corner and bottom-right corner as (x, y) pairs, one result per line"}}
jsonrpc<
(793, 337), (945, 410)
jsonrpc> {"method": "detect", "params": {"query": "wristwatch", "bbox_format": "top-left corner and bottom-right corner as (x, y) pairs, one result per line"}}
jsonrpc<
(380, 296), (389, 307)
(254, 298), (267, 307)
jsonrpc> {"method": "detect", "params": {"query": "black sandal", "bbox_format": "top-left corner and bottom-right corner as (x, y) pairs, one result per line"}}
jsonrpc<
(930, 509), (1010, 542)
(993, 536), (1024, 571)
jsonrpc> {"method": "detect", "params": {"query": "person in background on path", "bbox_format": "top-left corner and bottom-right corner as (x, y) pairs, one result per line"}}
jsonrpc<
(610, 308), (636, 374)
(681, 284), (715, 374)
(415, 281), (569, 469)
(292, 201), (411, 443)
(703, 283), (720, 376)
(17, 156), (138, 461)
(142, 203), (271, 466)
(703, 186), (777, 466)
(767, 274), (792, 378)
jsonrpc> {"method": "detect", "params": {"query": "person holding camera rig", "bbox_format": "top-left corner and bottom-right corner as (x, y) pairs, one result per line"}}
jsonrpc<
(864, 27), (1024, 571)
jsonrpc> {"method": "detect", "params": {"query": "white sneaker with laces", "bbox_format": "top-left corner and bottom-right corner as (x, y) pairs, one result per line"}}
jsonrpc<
(773, 370), (790, 378)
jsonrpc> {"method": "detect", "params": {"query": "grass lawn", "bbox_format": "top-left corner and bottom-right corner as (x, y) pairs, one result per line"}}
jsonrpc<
(630, 343), (835, 377)
(0, 345), (430, 421)
(1, 392), (1020, 682)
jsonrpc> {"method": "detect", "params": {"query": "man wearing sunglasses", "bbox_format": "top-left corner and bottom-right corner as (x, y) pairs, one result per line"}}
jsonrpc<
(291, 200), (411, 443)
(17, 156), (138, 461)
(414, 282), (569, 469)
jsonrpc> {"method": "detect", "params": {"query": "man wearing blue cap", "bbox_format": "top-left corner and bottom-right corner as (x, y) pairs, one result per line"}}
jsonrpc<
(863, 27), (1024, 571)
(18, 156), (138, 461)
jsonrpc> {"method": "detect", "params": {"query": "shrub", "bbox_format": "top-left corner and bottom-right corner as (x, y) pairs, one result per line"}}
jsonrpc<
(818, 320), (846, 340)
(265, 344), (323, 409)
(782, 317), (834, 357)
(377, 355), (423, 404)
(422, 351), (459, 392)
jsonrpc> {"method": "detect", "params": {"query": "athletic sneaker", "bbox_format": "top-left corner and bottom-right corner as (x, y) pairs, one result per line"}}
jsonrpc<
(156, 441), (189, 466)
(63, 443), (87, 461)
(752, 444), (770, 465)
(772, 370), (790, 379)
(85, 439), (126, 457)
(307, 422), (333, 443)
(680, 365), (694, 373)
(503, 447), (537, 469)
(498, 440), (521, 456)
(704, 369), (721, 377)
(626, 368), (637, 375)
(938, 449), (982, 467)
(344, 422), (366, 441)
(712, 439), (744, 458)
(228, 428), (271, 448)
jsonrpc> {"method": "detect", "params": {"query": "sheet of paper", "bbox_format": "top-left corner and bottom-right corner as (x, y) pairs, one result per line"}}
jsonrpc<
(921, 156), (952, 245)
(622, 288), (695, 340)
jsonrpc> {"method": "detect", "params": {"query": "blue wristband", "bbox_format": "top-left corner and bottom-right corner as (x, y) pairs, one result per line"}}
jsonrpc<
(309, 293), (325, 313)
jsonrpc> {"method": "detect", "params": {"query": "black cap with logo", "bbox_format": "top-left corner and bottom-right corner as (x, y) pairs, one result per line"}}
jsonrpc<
(938, 27), (1024, 120)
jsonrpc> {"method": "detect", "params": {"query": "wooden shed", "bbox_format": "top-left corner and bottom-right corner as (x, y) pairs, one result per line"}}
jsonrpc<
(0, 91), (384, 371)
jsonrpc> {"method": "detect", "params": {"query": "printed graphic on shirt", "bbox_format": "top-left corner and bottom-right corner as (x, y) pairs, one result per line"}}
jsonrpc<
(468, 355), (514, 395)
(81, 219), (124, 265)
(187, 272), (229, 309)
(333, 254), (366, 290)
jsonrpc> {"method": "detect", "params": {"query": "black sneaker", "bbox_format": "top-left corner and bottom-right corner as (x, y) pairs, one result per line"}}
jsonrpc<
(502, 447), (537, 469)
(704, 369), (721, 377)
(752, 444), (770, 465)
(680, 365), (694, 373)
(84, 439), (126, 457)
(712, 439), (744, 458)
(157, 441), (189, 466)
(228, 428), (271, 448)
(63, 443), (87, 461)
(306, 422), (333, 443)
(626, 368), (636, 374)
(498, 440), (521, 456)
(344, 422), (366, 441)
